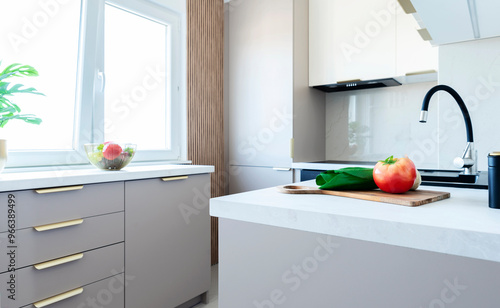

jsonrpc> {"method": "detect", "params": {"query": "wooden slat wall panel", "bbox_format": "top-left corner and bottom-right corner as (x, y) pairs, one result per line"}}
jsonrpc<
(187, 0), (224, 265)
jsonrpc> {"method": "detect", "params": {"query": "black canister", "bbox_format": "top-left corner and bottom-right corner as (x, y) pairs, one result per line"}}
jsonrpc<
(488, 152), (500, 209)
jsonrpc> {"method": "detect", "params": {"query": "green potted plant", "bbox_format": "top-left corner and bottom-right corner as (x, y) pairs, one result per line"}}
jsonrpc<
(0, 62), (44, 172)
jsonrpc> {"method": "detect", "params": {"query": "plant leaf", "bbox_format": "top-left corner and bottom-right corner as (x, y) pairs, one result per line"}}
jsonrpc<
(0, 63), (39, 79)
(0, 113), (42, 127)
(0, 82), (44, 96)
(0, 61), (44, 128)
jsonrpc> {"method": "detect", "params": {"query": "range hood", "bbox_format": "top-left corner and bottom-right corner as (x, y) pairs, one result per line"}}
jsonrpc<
(312, 78), (402, 93)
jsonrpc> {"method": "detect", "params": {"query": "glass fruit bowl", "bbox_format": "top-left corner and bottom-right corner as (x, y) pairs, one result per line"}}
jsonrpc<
(85, 142), (136, 170)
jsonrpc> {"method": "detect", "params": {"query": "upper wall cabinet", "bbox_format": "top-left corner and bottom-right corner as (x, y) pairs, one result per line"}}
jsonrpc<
(407, 0), (500, 46)
(309, 0), (438, 88)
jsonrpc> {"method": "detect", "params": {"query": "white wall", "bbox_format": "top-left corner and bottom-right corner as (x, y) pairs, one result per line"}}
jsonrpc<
(325, 36), (500, 171)
(438, 37), (500, 171)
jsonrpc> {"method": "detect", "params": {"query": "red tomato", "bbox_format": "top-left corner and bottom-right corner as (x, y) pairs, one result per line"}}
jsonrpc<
(102, 143), (122, 160)
(373, 156), (416, 193)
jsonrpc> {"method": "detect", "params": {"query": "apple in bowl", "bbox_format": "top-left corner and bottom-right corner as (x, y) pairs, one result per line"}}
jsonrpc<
(85, 142), (136, 170)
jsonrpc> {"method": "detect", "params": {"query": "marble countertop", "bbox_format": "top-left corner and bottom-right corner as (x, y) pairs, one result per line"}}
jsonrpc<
(210, 180), (500, 263)
(0, 163), (214, 192)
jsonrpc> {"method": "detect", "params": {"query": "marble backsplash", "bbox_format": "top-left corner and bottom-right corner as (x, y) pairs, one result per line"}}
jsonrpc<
(326, 37), (500, 172)
(325, 81), (439, 169)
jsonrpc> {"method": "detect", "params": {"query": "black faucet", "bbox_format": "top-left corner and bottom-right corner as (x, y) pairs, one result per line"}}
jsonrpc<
(419, 85), (477, 175)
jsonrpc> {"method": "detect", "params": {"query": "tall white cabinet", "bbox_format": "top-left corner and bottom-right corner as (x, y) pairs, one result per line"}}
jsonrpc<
(227, 0), (325, 194)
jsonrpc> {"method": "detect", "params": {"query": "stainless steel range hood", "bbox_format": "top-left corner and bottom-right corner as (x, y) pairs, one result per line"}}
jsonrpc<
(312, 78), (402, 93)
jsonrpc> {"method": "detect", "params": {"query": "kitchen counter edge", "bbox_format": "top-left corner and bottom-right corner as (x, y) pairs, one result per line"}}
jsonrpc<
(0, 164), (214, 192)
(210, 180), (500, 263)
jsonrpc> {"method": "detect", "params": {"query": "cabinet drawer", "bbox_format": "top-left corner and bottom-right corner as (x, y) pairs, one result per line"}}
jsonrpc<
(0, 212), (124, 273)
(0, 181), (124, 231)
(1, 243), (124, 308)
(20, 274), (125, 308)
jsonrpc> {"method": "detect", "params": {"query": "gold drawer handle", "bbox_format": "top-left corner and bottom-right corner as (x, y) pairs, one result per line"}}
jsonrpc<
(34, 218), (84, 232)
(34, 253), (84, 270)
(397, 0), (416, 14)
(405, 69), (437, 76)
(161, 175), (188, 182)
(33, 287), (83, 308)
(35, 185), (84, 194)
(417, 28), (433, 41)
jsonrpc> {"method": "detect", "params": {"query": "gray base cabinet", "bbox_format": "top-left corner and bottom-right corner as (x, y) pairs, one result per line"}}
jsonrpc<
(0, 171), (211, 308)
(125, 174), (211, 308)
(0, 183), (125, 308)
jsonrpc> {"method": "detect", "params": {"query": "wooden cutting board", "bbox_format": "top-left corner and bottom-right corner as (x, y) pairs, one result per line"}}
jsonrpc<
(277, 185), (450, 207)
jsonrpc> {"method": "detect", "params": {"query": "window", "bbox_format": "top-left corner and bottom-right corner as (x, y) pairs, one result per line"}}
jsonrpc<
(0, 0), (81, 166)
(0, 0), (183, 168)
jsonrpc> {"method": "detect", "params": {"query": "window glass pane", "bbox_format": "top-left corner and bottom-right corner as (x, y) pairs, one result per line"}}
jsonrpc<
(104, 4), (169, 150)
(0, 1), (80, 150)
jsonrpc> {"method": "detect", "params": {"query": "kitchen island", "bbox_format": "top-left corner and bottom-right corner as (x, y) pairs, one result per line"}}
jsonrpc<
(210, 181), (500, 308)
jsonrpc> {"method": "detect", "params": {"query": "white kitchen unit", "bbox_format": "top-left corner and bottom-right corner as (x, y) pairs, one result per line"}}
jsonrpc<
(396, 3), (439, 76)
(309, 0), (438, 87)
(408, 0), (500, 46)
(0, 164), (213, 308)
(211, 182), (500, 307)
(227, 0), (325, 193)
(228, 165), (293, 195)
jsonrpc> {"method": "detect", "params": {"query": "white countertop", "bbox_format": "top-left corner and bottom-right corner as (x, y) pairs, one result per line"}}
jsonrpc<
(0, 163), (214, 192)
(210, 180), (500, 263)
(292, 161), (375, 170)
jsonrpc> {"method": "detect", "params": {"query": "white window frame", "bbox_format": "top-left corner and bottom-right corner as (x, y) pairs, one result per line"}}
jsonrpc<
(6, 0), (184, 168)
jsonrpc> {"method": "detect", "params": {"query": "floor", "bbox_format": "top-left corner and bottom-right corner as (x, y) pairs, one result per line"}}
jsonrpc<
(193, 264), (219, 308)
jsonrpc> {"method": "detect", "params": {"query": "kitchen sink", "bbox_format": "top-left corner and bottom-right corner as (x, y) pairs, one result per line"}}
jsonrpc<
(419, 169), (487, 189)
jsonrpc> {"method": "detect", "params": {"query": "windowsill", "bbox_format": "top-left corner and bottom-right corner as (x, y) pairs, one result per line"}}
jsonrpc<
(0, 161), (214, 192)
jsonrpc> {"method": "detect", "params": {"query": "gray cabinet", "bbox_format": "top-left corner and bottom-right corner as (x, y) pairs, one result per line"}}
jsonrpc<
(219, 218), (500, 307)
(0, 182), (125, 308)
(0, 212), (124, 273)
(0, 172), (210, 308)
(2, 243), (124, 307)
(125, 174), (211, 308)
(19, 274), (125, 308)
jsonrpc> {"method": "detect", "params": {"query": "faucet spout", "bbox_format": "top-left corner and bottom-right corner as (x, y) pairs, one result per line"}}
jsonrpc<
(420, 84), (474, 142)
(420, 84), (477, 175)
